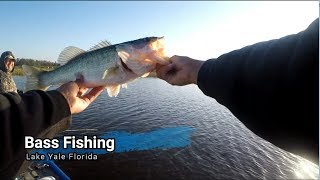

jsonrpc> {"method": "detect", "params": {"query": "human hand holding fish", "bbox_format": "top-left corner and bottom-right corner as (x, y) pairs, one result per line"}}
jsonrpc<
(57, 79), (105, 114)
(156, 55), (204, 86)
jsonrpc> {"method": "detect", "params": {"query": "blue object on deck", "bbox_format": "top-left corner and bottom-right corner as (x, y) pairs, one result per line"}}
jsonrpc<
(38, 150), (71, 180)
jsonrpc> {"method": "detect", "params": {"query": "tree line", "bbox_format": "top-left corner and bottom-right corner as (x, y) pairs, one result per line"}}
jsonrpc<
(16, 58), (59, 67)
(12, 58), (59, 76)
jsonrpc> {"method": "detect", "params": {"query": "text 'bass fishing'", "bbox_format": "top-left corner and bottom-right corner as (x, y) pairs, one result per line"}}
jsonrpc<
(24, 136), (115, 152)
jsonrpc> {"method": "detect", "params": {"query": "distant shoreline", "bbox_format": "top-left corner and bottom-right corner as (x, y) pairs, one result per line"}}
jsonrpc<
(13, 66), (56, 76)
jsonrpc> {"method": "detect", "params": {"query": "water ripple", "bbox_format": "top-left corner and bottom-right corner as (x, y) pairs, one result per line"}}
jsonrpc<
(14, 76), (319, 179)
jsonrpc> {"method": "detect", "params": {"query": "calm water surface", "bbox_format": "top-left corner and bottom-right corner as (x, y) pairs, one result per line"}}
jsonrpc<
(14, 76), (319, 179)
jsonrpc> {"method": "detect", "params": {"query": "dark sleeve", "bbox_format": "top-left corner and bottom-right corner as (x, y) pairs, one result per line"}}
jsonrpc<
(0, 90), (71, 178)
(197, 19), (319, 161)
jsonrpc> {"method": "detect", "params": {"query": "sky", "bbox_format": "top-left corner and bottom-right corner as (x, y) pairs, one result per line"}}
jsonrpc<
(0, 1), (318, 62)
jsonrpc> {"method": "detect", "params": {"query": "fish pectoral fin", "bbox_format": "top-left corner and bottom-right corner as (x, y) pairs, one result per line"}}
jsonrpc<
(102, 67), (118, 79)
(57, 46), (86, 65)
(141, 72), (150, 78)
(106, 84), (121, 97)
(145, 70), (157, 78)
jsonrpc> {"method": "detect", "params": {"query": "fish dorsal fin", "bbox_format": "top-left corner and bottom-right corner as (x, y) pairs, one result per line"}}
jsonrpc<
(89, 40), (112, 51)
(57, 46), (86, 65)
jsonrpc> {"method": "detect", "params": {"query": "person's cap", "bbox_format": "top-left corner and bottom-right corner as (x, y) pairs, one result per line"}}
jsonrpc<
(1, 51), (16, 61)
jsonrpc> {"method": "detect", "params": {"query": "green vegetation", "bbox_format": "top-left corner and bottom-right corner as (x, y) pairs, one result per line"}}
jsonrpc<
(12, 66), (24, 76)
(12, 58), (59, 76)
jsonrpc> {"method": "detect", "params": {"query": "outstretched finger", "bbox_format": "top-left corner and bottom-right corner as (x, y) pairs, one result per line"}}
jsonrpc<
(82, 86), (105, 104)
(78, 87), (89, 96)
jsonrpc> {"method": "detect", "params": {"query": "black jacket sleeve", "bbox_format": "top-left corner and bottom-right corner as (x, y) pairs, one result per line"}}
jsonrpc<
(197, 19), (319, 162)
(0, 90), (71, 179)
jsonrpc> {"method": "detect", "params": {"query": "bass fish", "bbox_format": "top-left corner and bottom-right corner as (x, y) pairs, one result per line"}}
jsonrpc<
(22, 37), (168, 97)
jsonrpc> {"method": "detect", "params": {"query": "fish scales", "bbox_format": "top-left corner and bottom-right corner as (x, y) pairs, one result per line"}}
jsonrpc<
(22, 37), (168, 97)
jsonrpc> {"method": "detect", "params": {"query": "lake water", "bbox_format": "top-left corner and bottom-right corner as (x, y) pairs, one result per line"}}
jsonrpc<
(14, 76), (319, 179)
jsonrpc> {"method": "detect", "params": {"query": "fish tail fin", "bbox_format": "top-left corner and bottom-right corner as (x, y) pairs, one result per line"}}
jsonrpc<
(22, 65), (50, 91)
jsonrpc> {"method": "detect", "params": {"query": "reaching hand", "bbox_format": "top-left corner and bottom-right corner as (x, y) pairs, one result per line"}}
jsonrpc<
(57, 80), (105, 114)
(156, 55), (204, 86)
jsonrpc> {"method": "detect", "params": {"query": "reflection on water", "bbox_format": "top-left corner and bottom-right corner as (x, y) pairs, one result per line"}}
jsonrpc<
(14, 76), (319, 179)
